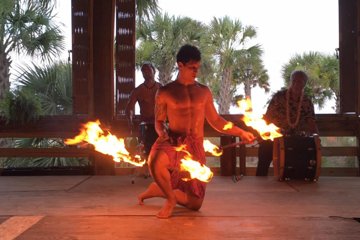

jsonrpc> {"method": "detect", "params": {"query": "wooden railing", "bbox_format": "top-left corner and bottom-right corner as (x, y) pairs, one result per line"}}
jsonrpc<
(0, 114), (359, 176)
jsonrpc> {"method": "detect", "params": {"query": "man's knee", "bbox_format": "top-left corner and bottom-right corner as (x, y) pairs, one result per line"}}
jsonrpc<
(186, 196), (204, 211)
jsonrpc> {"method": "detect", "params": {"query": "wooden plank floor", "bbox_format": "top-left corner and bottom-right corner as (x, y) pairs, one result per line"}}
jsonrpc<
(0, 175), (359, 239)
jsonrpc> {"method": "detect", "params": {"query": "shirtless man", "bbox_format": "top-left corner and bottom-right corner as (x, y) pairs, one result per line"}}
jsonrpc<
(138, 44), (256, 218)
(125, 62), (161, 155)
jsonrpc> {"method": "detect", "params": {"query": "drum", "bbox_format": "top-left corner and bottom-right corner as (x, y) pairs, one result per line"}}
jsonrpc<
(138, 122), (158, 155)
(272, 135), (321, 181)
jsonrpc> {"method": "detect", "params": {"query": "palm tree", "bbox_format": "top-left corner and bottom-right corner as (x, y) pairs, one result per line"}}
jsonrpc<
(207, 16), (268, 114)
(0, 0), (64, 101)
(136, 13), (207, 84)
(281, 52), (337, 110)
(15, 61), (72, 115)
(0, 61), (89, 168)
(136, 0), (160, 26)
(319, 54), (339, 112)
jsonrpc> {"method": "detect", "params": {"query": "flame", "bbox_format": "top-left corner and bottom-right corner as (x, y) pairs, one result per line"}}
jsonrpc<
(175, 144), (214, 182)
(223, 122), (234, 130)
(237, 98), (282, 141)
(203, 139), (223, 156)
(180, 158), (214, 183)
(65, 120), (146, 167)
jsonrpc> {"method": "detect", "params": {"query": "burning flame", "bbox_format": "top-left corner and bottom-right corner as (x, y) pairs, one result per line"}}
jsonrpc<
(203, 139), (223, 156)
(223, 122), (234, 130)
(180, 158), (214, 183)
(237, 98), (282, 141)
(65, 120), (146, 167)
(175, 144), (214, 182)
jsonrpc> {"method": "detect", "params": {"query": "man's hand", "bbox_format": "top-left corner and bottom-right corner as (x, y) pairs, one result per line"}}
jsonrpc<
(156, 130), (170, 143)
(240, 131), (256, 144)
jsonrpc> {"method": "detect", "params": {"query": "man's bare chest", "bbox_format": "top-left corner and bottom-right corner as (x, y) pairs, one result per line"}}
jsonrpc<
(167, 88), (207, 108)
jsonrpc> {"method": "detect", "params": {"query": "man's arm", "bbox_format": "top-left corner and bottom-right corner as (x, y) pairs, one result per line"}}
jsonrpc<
(154, 89), (168, 140)
(307, 118), (319, 135)
(204, 89), (255, 143)
(125, 89), (138, 123)
(305, 98), (319, 135)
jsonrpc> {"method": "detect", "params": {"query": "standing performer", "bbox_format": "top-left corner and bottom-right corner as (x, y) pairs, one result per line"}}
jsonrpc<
(125, 62), (162, 156)
(138, 44), (256, 218)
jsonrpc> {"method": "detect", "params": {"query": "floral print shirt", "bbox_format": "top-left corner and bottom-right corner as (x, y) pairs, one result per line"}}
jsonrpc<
(264, 89), (315, 135)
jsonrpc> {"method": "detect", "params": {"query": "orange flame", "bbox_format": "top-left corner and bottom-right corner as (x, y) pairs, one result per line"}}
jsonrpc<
(65, 120), (146, 167)
(175, 144), (214, 182)
(203, 140), (223, 156)
(223, 122), (234, 130)
(180, 158), (214, 183)
(237, 98), (282, 141)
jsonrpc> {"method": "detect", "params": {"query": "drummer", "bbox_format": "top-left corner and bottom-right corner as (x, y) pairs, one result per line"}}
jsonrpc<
(125, 62), (162, 156)
(256, 70), (319, 176)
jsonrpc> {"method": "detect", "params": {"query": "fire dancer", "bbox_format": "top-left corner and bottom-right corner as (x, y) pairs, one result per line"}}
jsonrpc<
(256, 70), (319, 176)
(125, 62), (161, 156)
(138, 44), (256, 218)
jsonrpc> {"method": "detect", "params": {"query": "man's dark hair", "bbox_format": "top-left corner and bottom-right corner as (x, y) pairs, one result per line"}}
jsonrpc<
(176, 44), (201, 64)
(141, 62), (156, 73)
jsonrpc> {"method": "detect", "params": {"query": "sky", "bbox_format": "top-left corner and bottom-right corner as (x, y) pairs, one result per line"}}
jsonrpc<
(156, 0), (339, 113)
(31, 0), (338, 114)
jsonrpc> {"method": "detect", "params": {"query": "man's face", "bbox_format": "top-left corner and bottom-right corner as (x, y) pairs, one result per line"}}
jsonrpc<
(178, 60), (201, 79)
(290, 74), (306, 94)
(141, 64), (154, 81)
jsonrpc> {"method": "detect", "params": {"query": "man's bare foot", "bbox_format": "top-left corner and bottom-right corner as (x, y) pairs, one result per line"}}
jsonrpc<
(138, 193), (145, 205)
(156, 198), (176, 219)
(137, 182), (164, 205)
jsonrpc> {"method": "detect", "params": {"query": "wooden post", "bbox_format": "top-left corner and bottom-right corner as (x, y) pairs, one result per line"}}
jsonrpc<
(71, 0), (93, 115)
(220, 136), (236, 176)
(339, 0), (359, 113)
(91, 0), (116, 174)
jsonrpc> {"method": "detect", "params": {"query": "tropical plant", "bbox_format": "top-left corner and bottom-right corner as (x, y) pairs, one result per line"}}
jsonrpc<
(0, 89), (42, 124)
(15, 61), (72, 115)
(0, 0), (64, 101)
(136, 13), (207, 84)
(0, 62), (87, 168)
(281, 52), (339, 111)
(206, 16), (269, 114)
(136, 0), (160, 26)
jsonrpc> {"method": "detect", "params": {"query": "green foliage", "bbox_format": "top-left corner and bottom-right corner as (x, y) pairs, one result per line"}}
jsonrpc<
(136, 14), (268, 113)
(1, 0), (64, 61)
(15, 61), (72, 115)
(0, 61), (77, 168)
(136, 0), (160, 25)
(281, 52), (339, 111)
(0, 89), (42, 124)
(206, 16), (268, 113)
(0, 61), (72, 121)
(136, 13), (207, 84)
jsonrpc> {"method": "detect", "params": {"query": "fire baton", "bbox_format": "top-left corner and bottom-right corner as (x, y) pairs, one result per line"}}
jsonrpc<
(219, 138), (262, 183)
(220, 138), (261, 150)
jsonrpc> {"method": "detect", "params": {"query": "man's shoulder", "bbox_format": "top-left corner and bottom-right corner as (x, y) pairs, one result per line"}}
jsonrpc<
(159, 81), (175, 90)
(273, 89), (286, 97)
(195, 81), (209, 89)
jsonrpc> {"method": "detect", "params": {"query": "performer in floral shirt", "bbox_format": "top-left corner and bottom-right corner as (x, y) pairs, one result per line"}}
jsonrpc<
(256, 70), (319, 176)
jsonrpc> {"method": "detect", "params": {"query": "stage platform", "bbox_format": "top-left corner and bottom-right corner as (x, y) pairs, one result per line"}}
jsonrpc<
(0, 175), (359, 239)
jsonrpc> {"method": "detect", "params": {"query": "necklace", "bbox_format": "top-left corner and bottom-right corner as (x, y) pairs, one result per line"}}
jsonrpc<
(286, 89), (304, 128)
(144, 81), (157, 89)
